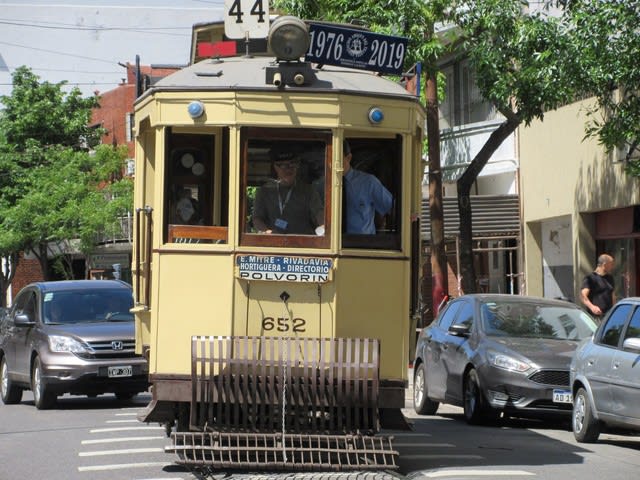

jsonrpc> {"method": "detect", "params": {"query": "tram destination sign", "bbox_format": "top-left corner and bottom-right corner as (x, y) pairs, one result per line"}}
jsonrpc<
(305, 23), (408, 76)
(236, 254), (333, 283)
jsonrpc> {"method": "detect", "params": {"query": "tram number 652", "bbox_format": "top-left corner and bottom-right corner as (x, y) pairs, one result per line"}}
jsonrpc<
(262, 317), (306, 333)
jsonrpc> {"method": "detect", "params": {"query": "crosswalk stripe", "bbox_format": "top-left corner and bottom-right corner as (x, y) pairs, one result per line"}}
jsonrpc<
(90, 426), (164, 433)
(417, 470), (535, 478)
(79, 447), (164, 457)
(78, 461), (168, 472)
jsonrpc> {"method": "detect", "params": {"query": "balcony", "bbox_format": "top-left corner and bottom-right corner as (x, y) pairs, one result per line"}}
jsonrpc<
(96, 214), (133, 245)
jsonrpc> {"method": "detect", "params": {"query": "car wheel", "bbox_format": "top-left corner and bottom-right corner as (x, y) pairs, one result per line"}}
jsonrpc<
(1, 357), (22, 404)
(463, 368), (493, 425)
(573, 387), (601, 443)
(31, 357), (56, 410)
(413, 363), (439, 415)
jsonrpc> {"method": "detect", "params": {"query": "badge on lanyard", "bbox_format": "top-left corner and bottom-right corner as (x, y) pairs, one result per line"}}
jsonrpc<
(275, 218), (288, 230)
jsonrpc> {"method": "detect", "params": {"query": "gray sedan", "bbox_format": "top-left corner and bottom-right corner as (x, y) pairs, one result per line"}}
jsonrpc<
(571, 296), (640, 442)
(0, 280), (148, 409)
(413, 294), (597, 424)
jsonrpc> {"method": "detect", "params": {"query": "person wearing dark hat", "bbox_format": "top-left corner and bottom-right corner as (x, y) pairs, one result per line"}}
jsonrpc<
(342, 140), (392, 234)
(252, 146), (324, 235)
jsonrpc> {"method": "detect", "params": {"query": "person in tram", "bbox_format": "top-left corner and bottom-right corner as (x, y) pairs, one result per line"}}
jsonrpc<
(173, 187), (202, 225)
(252, 146), (324, 235)
(341, 140), (392, 234)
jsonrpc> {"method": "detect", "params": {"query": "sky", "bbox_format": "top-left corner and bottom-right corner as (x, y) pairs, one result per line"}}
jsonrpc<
(0, 1), (226, 98)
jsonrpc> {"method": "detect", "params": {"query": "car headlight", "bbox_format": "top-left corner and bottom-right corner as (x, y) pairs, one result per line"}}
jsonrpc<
(487, 351), (531, 373)
(48, 335), (91, 354)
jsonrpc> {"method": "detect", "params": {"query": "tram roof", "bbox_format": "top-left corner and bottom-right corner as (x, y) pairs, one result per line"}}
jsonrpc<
(142, 56), (419, 102)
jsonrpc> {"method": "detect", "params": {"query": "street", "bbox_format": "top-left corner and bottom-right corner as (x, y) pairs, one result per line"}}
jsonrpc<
(0, 386), (639, 480)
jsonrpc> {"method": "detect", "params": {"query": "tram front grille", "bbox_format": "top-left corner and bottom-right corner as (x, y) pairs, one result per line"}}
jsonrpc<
(189, 335), (381, 434)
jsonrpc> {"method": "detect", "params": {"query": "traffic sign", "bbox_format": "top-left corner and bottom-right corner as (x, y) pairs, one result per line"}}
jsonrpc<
(224, 0), (270, 39)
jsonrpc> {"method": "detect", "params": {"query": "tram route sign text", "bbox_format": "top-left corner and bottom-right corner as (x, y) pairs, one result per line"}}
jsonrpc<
(305, 23), (408, 76)
(236, 254), (333, 283)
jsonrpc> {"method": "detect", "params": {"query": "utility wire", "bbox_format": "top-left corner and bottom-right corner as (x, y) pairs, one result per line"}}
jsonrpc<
(0, 20), (193, 37)
(0, 40), (129, 65)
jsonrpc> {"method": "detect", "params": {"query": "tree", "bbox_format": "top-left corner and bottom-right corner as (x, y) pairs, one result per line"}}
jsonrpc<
(0, 67), (132, 305)
(561, 0), (640, 176)
(449, 1), (576, 293)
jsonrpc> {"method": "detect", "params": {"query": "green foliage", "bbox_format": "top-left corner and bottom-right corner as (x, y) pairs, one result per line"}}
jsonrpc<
(0, 67), (104, 151)
(0, 67), (132, 279)
(561, 0), (640, 175)
(0, 144), (131, 255)
(450, 0), (575, 126)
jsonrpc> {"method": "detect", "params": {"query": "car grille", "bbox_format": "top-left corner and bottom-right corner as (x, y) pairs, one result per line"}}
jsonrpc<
(528, 369), (570, 387)
(76, 340), (141, 359)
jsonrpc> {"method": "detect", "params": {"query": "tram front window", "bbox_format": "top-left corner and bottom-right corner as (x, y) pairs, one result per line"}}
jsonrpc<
(241, 128), (330, 248)
(341, 137), (402, 250)
(165, 130), (229, 244)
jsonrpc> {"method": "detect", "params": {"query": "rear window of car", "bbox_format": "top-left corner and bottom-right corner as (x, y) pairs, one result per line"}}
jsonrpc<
(43, 289), (134, 324)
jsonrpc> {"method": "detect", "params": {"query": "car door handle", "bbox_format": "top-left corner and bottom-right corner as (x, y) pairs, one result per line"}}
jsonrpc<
(613, 362), (620, 369)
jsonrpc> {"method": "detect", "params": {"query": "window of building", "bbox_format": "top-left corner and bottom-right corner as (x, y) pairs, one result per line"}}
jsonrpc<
(440, 60), (498, 129)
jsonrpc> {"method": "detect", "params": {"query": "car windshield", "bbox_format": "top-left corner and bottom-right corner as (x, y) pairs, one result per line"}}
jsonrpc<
(481, 300), (597, 340)
(43, 289), (134, 324)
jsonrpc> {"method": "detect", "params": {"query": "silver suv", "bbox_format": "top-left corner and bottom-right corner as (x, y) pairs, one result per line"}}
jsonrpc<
(571, 297), (640, 442)
(0, 280), (148, 409)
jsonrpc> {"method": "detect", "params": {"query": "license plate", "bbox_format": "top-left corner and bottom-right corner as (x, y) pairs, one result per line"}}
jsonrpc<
(108, 366), (132, 378)
(553, 389), (572, 404)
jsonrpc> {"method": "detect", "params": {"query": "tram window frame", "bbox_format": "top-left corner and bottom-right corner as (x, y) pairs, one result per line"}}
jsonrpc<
(341, 136), (403, 250)
(164, 129), (229, 244)
(239, 127), (331, 249)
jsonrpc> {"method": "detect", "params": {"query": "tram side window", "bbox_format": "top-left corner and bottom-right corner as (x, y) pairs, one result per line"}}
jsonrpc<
(342, 137), (402, 250)
(165, 131), (229, 244)
(241, 129), (329, 248)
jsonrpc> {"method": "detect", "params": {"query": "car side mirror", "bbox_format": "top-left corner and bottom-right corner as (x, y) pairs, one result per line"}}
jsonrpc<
(622, 337), (640, 353)
(449, 323), (470, 337)
(14, 313), (35, 327)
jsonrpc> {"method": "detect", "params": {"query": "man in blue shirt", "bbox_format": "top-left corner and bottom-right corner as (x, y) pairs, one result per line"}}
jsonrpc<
(342, 140), (393, 234)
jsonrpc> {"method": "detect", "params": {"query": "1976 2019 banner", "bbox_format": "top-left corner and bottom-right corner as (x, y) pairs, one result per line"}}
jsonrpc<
(305, 23), (408, 76)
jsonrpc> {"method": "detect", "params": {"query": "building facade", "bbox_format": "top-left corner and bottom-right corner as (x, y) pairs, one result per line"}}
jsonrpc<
(520, 98), (640, 302)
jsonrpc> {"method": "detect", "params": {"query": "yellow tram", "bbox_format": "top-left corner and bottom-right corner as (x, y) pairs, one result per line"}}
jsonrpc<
(132, 15), (425, 470)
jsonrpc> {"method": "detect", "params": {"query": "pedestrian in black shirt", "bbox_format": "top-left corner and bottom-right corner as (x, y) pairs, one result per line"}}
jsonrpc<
(580, 253), (616, 319)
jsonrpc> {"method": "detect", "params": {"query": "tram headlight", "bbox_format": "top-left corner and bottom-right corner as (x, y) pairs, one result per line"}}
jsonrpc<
(187, 101), (205, 119)
(268, 16), (310, 61)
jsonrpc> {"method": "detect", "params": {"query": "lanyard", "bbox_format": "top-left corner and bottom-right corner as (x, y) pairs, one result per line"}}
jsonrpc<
(277, 183), (293, 215)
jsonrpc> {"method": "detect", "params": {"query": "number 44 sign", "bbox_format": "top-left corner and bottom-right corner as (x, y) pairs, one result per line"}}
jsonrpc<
(224, 0), (270, 39)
